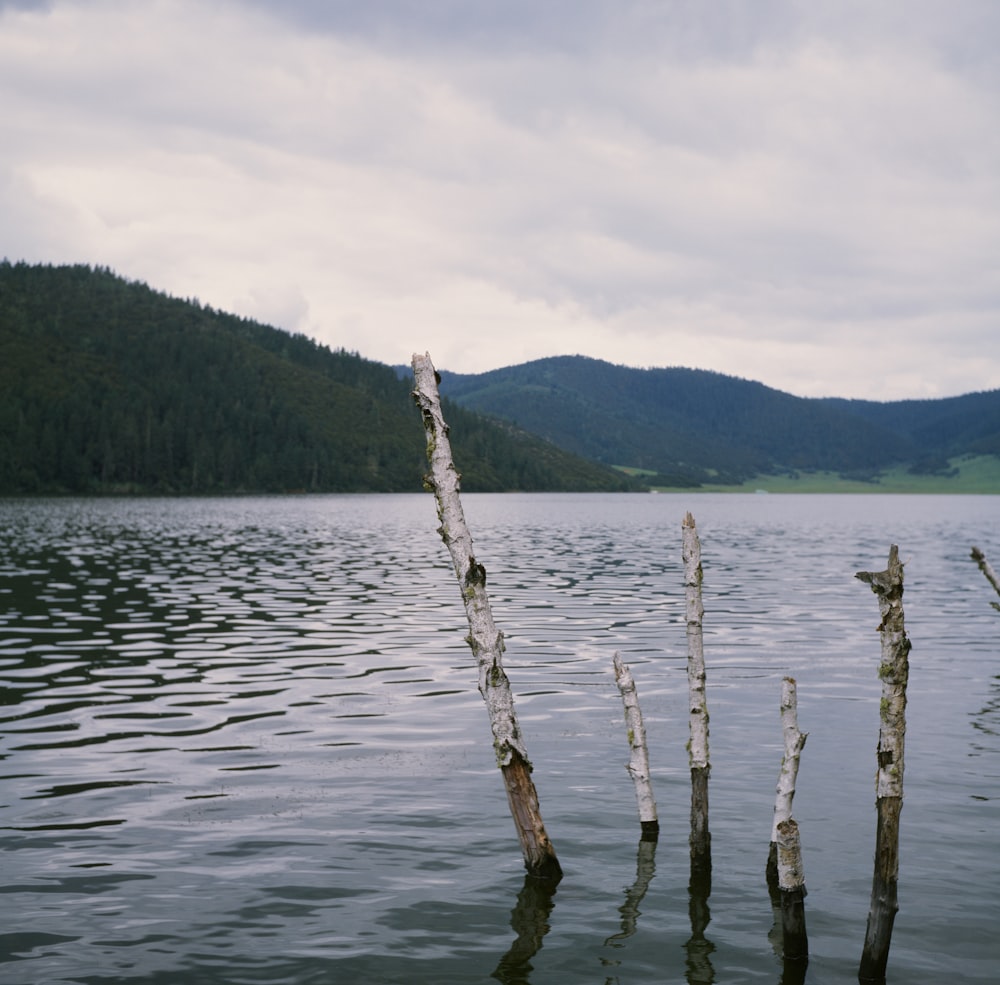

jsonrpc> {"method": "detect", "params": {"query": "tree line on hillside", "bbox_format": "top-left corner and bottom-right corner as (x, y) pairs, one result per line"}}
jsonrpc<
(0, 262), (634, 495)
(441, 355), (1000, 484)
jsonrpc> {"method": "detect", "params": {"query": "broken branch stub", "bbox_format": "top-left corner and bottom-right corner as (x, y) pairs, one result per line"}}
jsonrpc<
(971, 546), (1000, 610)
(411, 352), (561, 881)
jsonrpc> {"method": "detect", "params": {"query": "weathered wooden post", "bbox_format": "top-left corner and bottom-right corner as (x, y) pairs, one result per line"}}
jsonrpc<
(767, 677), (808, 889)
(411, 352), (562, 881)
(971, 546), (1000, 609)
(856, 545), (910, 984)
(613, 652), (659, 841)
(683, 512), (711, 869)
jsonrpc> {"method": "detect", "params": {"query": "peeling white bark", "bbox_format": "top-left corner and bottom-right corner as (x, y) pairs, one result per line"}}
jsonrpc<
(857, 546), (909, 802)
(856, 544), (910, 983)
(613, 652), (658, 835)
(683, 511), (710, 863)
(683, 512), (709, 772)
(776, 818), (806, 893)
(770, 677), (808, 845)
(412, 353), (528, 766)
(411, 352), (560, 880)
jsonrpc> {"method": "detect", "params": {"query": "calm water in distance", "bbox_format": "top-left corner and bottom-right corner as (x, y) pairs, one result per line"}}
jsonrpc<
(1, 493), (998, 984)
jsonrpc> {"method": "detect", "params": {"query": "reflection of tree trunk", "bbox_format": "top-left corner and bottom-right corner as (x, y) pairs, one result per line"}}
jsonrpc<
(856, 545), (910, 984)
(604, 838), (658, 946)
(685, 860), (714, 985)
(492, 875), (558, 985)
(779, 955), (808, 985)
(412, 353), (561, 882)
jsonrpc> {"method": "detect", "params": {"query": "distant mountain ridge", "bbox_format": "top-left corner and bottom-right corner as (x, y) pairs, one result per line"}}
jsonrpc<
(0, 263), (634, 494)
(4, 262), (997, 494)
(439, 355), (1000, 486)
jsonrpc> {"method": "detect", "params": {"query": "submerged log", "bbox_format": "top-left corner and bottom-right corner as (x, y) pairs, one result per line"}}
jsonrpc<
(412, 352), (561, 881)
(971, 546), (1000, 609)
(613, 653), (659, 840)
(683, 512), (711, 866)
(856, 545), (910, 984)
(767, 677), (808, 891)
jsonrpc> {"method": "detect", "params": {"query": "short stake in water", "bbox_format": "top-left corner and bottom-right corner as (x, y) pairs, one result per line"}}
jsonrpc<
(411, 352), (562, 882)
(683, 512), (711, 870)
(776, 818), (808, 964)
(856, 545), (910, 984)
(767, 677), (808, 892)
(613, 652), (659, 841)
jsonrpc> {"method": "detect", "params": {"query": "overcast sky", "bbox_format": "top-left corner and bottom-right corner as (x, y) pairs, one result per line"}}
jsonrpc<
(3, 0), (999, 399)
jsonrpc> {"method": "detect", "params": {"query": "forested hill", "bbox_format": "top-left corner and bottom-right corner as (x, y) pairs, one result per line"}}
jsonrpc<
(440, 356), (1000, 486)
(0, 263), (635, 494)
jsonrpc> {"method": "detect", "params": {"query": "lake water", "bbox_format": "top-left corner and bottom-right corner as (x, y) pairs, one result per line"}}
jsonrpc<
(1, 493), (997, 984)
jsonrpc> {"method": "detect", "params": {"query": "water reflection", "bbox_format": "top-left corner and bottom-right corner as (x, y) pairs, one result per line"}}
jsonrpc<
(971, 675), (1000, 747)
(492, 876), (558, 985)
(604, 837), (657, 948)
(686, 855), (715, 985)
(779, 956), (809, 985)
(768, 887), (810, 985)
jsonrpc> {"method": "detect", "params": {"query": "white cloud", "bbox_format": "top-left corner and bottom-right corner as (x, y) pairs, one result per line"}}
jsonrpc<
(1, 0), (999, 398)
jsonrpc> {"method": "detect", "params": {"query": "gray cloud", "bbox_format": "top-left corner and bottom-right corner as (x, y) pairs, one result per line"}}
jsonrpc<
(1, 0), (998, 398)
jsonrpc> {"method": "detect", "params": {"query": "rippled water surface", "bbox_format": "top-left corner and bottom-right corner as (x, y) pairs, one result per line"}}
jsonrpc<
(1, 493), (998, 984)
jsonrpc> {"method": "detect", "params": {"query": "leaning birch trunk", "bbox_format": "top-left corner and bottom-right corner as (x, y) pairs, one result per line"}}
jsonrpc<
(683, 512), (710, 868)
(411, 352), (562, 881)
(970, 546), (1000, 609)
(776, 818), (808, 963)
(613, 653), (659, 840)
(856, 545), (910, 984)
(767, 677), (808, 891)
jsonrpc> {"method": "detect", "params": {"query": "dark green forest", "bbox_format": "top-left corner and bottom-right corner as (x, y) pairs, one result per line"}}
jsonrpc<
(0, 263), (634, 495)
(5, 262), (997, 495)
(441, 355), (1000, 486)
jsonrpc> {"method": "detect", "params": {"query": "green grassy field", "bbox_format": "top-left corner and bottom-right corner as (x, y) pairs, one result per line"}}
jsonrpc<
(638, 455), (1000, 494)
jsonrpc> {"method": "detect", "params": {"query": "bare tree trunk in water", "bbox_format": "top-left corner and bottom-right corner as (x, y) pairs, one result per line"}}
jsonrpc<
(613, 652), (659, 840)
(767, 677), (808, 890)
(412, 352), (561, 882)
(856, 545), (910, 983)
(683, 512), (711, 870)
